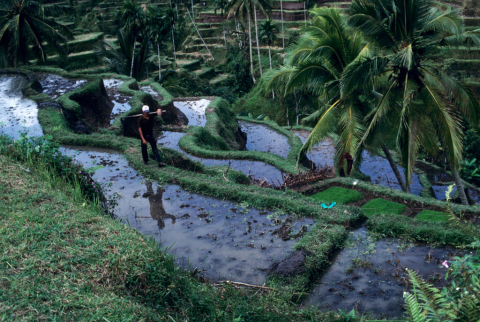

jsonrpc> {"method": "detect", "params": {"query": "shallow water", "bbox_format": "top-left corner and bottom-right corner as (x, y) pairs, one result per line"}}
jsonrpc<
(306, 226), (461, 318)
(240, 121), (291, 159)
(173, 100), (210, 127)
(292, 130), (335, 169)
(59, 145), (313, 284)
(157, 131), (285, 184)
(103, 79), (132, 124)
(37, 74), (86, 99)
(0, 76), (43, 140)
(360, 151), (423, 196)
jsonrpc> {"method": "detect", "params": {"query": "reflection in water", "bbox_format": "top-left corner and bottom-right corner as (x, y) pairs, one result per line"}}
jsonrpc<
(103, 79), (132, 123)
(0, 76), (43, 140)
(58, 145), (313, 284)
(240, 121), (291, 158)
(158, 131), (285, 184)
(37, 74), (86, 99)
(144, 181), (176, 229)
(306, 226), (460, 318)
(173, 100), (210, 127)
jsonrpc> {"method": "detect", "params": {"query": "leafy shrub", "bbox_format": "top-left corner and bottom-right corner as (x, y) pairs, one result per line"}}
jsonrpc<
(0, 134), (105, 203)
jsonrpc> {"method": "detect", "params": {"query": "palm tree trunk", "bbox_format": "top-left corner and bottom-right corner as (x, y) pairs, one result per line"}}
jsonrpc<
(130, 35), (136, 78)
(268, 45), (272, 69)
(304, 1), (307, 27)
(381, 144), (408, 192)
(254, 4), (262, 76)
(280, 0), (285, 50)
(450, 162), (469, 205)
(269, 45), (274, 98)
(171, 28), (177, 62)
(157, 42), (161, 80)
(191, 0), (194, 20)
(248, 13), (256, 83)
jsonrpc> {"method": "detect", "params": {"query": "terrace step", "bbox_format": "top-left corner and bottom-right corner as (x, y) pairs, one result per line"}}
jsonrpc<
(176, 59), (202, 71)
(194, 66), (216, 79)
(209, 73), (231, 86)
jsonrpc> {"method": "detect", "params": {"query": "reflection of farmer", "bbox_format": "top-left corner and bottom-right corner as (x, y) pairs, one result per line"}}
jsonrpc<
(138, 105), (166, 167)
(145, 181), (176, 229)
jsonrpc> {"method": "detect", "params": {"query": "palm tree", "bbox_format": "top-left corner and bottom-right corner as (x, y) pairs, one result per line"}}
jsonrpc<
(94, 28), (148, 80)
(118, 0), (144, 78)
(265, 8), (371, 175)
(259, 20), (277, 70)
(164, 7), (177, 63)
(226, 0), (271, 83)
(0, 0), (73, 67)
(343, 0), (480, 202)
(146, 6), (169, 80)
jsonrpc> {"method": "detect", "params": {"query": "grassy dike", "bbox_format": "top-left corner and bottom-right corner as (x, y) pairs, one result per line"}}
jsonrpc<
(178, 104), (306, 174)
(0, 151), (350, 321)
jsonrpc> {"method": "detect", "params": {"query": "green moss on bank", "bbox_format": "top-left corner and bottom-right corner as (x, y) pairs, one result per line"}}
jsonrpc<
(310, 187), (364, 205)
(415, 210), (449, 222)
(362, 198), (408, 217)
(367, 214), (476, 245)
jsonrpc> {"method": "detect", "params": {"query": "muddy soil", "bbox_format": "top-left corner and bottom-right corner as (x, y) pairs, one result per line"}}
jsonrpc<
(0, 76), (43, 139)
(305, 226), (466, 318)
(59, 145), (314, 284)
(158, 131), (285, 184)
(240, 121), (291, 158)
(37, 74), (86, 99)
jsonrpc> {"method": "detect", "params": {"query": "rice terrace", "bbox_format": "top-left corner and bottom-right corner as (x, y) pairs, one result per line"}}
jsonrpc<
(1, 0), (480, 320)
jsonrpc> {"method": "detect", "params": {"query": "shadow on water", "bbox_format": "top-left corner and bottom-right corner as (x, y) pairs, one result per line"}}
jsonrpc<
(37, 74), (86, 99)
(306, 226), (463, 318)
(240, 120), (291, 159)
(158, 131), (285, 184)
(59, 145), (314, 284)
(0, 76), (43, 140)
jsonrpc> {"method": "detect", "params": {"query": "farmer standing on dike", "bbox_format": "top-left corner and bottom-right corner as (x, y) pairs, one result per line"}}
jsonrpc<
(138, 105), (166, 167)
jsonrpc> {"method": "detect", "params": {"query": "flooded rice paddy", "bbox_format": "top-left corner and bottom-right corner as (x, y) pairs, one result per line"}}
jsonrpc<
(157, 131), (285, 184)
(0, 76), (43, 140)
(240, 121), (290, 158)
(1, 74), (478, 316)
(60, 145), (313, 283)
(173, 99), (210, 127)
(103, 79), (132, 123)
(306, 226), (462, 318)
(37, 74), (86, 99)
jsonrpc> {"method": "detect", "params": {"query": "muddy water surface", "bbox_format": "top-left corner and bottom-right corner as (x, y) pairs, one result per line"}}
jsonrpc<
(37, 74), (86, 99)
(173, 100), (210, 127)
(292, 130), (335, 168)
(103, 79), (132, 123)
(59, 145), (313, 284)
(306, 226), (461, 318)
(158, 131), (285, 184)
(0, 76), (43, 140)
(240, 121), (290, 158)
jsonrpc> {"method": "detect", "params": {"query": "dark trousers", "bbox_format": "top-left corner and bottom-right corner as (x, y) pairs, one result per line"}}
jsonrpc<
(141, 135), (161, 163)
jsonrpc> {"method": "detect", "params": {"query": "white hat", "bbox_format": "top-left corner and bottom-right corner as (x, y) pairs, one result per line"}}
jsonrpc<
(142, 105), (150, 113)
